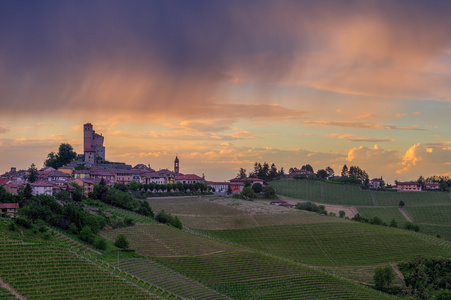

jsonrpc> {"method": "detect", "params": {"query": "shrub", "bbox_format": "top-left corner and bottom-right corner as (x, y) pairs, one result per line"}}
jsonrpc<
(263, 186), (276, 198)
(115, 234), (129, 249)
(339, 210), (346, 218)
(79, 226), (94, 243)
(389, 218), (398, 228)
(15, 217), (33, 229)
(295, 201), (327, 214)
(252, 183), (263, 194)
(399, 200), (405, 207)
(94, 236), (108, 250)
(404, 222), (419, 232)
(241, 187), (256, 200)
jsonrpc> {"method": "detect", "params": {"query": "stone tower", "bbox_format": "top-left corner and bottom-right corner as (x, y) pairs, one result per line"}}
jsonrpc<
(84, 123), (105, 164)
(174, 156), (179, 175)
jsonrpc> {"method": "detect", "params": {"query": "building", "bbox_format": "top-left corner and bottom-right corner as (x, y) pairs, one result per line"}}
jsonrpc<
(397, 182), (422, 192)
(0, 203), (19, 218)
(174, 156), (179, 175)
(175, 174), (205, 184)
(84, 123), (105, 164)
(369, 178), (385, 189)
(31, 181), (55, 196)
(424, 182), (440, 190)
(207, 182), (230, 193)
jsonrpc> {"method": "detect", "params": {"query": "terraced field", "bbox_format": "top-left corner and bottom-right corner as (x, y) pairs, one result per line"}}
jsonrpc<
(153, 252), (395, 299)
(405, 205), (451, 224)
(200, 222), (451, 266)
(0, 287), (14, 300)
(0, 238), (159, 299)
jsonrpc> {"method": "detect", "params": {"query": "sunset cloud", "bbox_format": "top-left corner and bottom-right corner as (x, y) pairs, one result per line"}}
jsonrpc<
(302, 121), (425, 131)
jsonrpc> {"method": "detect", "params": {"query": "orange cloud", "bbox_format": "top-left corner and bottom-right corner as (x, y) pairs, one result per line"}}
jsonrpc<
(302, 121), (425, 131)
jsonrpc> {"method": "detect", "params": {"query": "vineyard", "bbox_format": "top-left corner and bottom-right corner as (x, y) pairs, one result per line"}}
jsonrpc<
(0, 237), (159, 299)
(200, 222), (451, 266)
(153, 251), (395, 299)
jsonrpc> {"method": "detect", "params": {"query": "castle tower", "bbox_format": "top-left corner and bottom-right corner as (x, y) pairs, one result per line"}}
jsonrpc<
(83, 123), (105, 164)
(174, 156), (179, 175)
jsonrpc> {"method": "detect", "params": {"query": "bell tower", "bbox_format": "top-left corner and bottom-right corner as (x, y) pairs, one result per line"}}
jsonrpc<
(174, 156), (179, 175)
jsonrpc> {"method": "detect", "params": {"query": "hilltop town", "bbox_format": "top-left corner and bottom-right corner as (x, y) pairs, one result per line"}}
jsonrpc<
(0, 123), (449, 200)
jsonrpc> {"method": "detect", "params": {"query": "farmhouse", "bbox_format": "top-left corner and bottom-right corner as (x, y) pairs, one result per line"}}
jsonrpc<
(369, 178), (385, 189)
(424, 182), (440, 190)
(175, 174), (205, 184)
(31, 181), (55, 196)
(397, 181), (422, 192)
(207, 182), (230, 193)
(0, 203), (19, 218)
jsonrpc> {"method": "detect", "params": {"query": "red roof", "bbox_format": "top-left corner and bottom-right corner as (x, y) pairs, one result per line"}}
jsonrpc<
(175, 174), (204, 180)
(0, 203), (19, 209)
(397, 181), (420, 185)
(0, 178), (11, 185)
(425, 182), (440, 186)
(30, 181), (55, 187)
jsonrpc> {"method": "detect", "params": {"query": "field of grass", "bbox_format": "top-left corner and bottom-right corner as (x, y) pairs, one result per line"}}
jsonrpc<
(418, 224), (451, 240)
(200, 222), (451, 266)
(0, 237), (158, 299)
(153, 251), (394, 299)
(405, 205), (451, 224)
(358, 207), (407, 225)
(374, 191), (451, 206)
(271, 180), (374, 206)
(146, 196), (258, 229)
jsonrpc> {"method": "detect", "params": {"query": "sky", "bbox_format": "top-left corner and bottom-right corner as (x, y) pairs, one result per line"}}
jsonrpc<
(1, 0), (450, 183)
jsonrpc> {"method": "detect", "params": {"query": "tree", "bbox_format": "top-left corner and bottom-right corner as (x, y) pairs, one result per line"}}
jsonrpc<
(389, 218), (398, 228)
(373, 266), (395, 291)
(44, 143), (77, 169)
(263, 186), (276, 198)
(252, 183), (263, 194)
(439, 181), (449, 191)
(268, 163), (278, 181)
(316, 169), (328, 179)
(23, 183), (33, 200)
(339, 210), (346, 218)
(341, 165), (349, 177)
(326, 166), (334, 177)
(399, 200), (405, 207)
(237, 168), (247, 179)
(278, 167), (285, 177)
(301, 164), (314, 173)
(288, 167), (298, 174)
(28, 163), (38, 183)
(241, 186), (256, 200)
(114, 234), (129, 249)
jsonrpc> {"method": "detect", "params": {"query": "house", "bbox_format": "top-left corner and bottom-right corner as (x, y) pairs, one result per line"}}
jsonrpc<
(74, 169), (91, 179)
(424, 182), (440, 190)
(369, 178), (385, 189)
(112, 169), (135, 185)
(58, 166), (74, 176)
(90, 168), (115, 185)
(230, 182), (244, 193)
(70, 178), (100, 197)
(47, 170), (72, 184)
(143, 172), (168, 185)
(4, 183), (19, 195)
(0, 203), (19, 218)
(175, 174), (205, 184)
(397, 181), (422, 192)
(0, 167), (26, 180)
(0, 178), (11, 186)
(207, 182), (230, 193)
(30, 181), (54, 196)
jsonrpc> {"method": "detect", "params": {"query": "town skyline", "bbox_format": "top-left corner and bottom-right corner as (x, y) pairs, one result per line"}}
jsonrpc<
(1, 1), (451, 183)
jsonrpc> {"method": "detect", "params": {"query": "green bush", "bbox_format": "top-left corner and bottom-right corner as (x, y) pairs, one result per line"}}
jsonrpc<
(115, 234), (129, 249)
(93, 236), (108, 250)
(79, 226), (94, 243)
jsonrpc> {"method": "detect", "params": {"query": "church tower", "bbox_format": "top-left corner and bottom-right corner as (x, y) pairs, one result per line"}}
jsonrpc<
(174, 156), (179, 175)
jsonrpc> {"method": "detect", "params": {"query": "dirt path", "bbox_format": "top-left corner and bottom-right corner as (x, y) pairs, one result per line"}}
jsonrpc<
(0, 276), (25, 300)
(398, 207), (413, 223)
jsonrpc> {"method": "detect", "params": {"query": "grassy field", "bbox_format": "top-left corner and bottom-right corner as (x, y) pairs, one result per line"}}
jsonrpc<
(146, 196), (258, 229)
(271, 180), (374, 206)
(405, 205), (451, 224)
(374, 191), (451, 206)
(358, 207), (407, 225)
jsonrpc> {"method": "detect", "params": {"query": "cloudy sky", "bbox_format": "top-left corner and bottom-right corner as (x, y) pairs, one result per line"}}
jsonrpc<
(1, 1), (450, 183)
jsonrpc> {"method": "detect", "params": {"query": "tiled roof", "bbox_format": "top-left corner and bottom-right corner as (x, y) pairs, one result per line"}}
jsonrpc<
(175, 174), (204, 180)
(0, 203), (19, 209)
